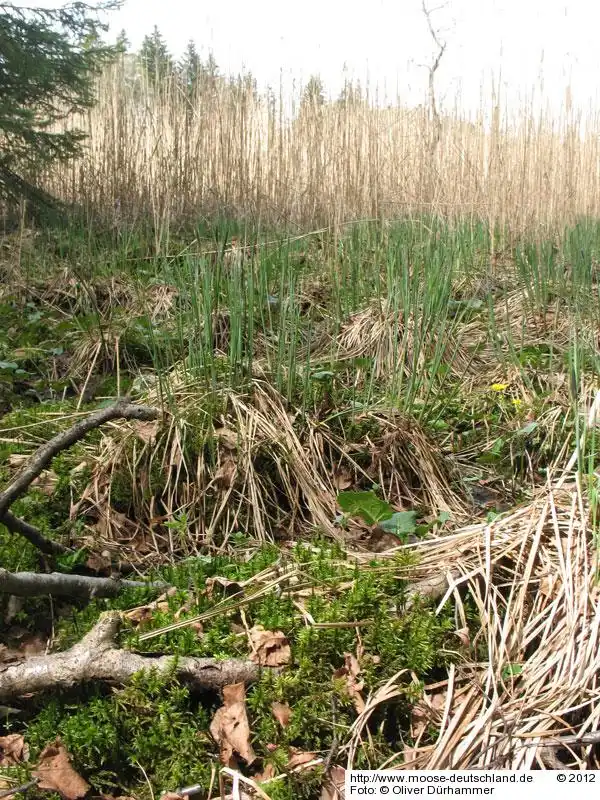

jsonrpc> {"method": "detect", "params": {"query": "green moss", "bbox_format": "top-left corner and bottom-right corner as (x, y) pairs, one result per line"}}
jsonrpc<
(3, 542), (461, 796)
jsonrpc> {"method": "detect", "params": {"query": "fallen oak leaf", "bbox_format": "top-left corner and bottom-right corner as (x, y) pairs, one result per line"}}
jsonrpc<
(248, 626), (291, 667)
(271, 701), (291, 728)
(32, 740), (90, 800)
(0, 734), (28, 766)
(286, 749), (318, 770)
(209, 682), (256, 766)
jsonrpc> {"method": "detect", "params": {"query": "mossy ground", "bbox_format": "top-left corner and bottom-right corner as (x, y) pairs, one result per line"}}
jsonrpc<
(1, 217), (599, 795)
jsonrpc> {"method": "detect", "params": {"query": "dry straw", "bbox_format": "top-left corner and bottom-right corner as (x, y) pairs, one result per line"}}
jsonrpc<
(43, 61), (600, 233)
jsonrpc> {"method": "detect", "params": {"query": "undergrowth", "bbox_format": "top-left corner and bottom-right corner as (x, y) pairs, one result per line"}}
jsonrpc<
(1, 215), (600, 792)
(2, 542), (456, 798)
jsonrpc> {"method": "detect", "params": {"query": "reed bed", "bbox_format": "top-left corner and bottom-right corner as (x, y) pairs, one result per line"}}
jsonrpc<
(41, 59), (600, 234)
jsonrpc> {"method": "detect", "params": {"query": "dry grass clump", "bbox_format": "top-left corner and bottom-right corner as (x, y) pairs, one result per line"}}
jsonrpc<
(348, 478), (600, 769)
(328, 300), (467, 383)
(71, 373), (466, 561)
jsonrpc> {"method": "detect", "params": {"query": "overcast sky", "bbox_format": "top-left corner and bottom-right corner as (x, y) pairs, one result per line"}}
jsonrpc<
(36, 0), (600, 116)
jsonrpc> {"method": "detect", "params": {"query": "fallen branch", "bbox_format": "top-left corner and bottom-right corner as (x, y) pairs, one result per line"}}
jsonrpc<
(0, 510), (71, 555)
(0, 612), (261, 701)
(0, 568), (168, 599)
(0, 399), (160, 518)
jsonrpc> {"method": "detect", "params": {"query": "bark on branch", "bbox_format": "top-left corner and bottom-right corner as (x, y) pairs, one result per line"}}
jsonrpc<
(0, 568), (168, 599)
(0, 510), (71, 555)
(0, 612), (261, 701)
(0, 399), (160, 556)
(0, 399), (160, 518)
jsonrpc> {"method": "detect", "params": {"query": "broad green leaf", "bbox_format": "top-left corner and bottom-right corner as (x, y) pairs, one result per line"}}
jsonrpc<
(379, 511), (417, 537)
(337, 490), (395, 525)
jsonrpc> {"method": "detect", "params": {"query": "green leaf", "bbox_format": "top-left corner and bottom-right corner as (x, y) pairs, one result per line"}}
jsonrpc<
(337, 490), (395, 525)
(379, 511), (417, 537)
(310, 370), (335, 381)
(501, 663), (523, 680)
(491, 437), (505, 455)
(517, 421), (538, 436)
(0, 361), (18, 371)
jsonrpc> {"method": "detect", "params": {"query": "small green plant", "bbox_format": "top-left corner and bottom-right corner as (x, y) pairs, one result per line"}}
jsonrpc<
(337, 490), (417, 540)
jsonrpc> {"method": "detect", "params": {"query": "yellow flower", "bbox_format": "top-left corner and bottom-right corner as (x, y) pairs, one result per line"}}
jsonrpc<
(491, 383), (509, 392)
(512, 398), (523, 407)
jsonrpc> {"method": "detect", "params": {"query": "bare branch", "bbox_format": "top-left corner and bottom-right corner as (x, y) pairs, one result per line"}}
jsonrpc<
(0, 510), (72, 555)
(0, 612), (262, 701)
(0, 568), (168, 599)
(421, 0), (447, 156)
(0, 399), (160, 517)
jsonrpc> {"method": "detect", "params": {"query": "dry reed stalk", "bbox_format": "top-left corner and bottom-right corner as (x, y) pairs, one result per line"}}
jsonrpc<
(345, 479), (600, 769)
(38, 62), (600, 233)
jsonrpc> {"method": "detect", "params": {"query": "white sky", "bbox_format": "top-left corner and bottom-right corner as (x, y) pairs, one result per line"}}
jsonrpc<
(36, 0), (600, 116)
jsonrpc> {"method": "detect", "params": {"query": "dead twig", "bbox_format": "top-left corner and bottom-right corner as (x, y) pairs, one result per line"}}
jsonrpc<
(0, 399), (160, 518)
(0, 568), (168, 599)
(0, 510), (71, 555)
(0, 612), (261, 701)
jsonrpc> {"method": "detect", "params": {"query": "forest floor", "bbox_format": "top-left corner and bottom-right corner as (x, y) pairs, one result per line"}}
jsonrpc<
(1, 217), (599, 798)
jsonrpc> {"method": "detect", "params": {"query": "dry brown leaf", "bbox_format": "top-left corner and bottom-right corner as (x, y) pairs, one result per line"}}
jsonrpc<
(286, 749), (318, 770)
(411, 690), (447, 739)
(249, 626), (291, 667)
(0, 734), (28, 766)
(214, 457), (237, 489)
(209, 682), (256, 765)
(321, 765), (346, 800)
(132, 420), (159, 444)
(333, 652), (365, 713)
(85, 552), (113, 574)
(124, 601), (170, 624)
(332, 468), (353, 490)
(214, 427), (238, 450)
(32, 470), (59, 495)
(271, 701), (291, 728)
(410, 704), (428, 739)
(455, 626), (471, 647)
(205, 575), (245, 597)
(32, 740), (90, 800)
(124, 588), (177, 625)
(426, 691), (446, 712)
(254, 763), (276, 783)
(173, 598), (199, 623)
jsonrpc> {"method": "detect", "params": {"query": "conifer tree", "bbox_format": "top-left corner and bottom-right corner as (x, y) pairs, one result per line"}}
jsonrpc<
(0, 1), (121, 220)
(139, 25), (173, 86)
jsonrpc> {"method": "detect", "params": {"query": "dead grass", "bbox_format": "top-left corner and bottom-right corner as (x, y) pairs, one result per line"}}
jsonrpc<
(69, 372), (466, 560)
(345, 478), (600, 769)
(39, 61), (600, 234)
